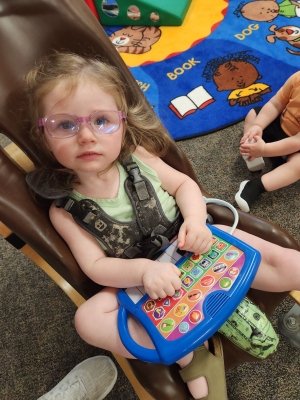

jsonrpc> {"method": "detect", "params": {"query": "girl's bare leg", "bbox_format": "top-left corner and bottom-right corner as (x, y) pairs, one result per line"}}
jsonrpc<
(75, 287), (209, 399)
(216, 224), (300, 292)
(74, 287), (154, 358)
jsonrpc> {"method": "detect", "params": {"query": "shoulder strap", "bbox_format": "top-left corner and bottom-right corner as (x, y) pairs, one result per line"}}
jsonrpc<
(122, 156), (176, 236)
(122, 156), (150, 201)
(57, 196), (144, 258)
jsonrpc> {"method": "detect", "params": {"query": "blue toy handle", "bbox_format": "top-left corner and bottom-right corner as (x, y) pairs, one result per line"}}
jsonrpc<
(118, 305), (162, 363)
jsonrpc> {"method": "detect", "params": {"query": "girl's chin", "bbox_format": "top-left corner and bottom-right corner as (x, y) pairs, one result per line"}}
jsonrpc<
(74, 163), (111, 174)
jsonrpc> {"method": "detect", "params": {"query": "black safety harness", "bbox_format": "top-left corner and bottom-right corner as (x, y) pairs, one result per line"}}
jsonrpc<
(53, 156), (183, 259)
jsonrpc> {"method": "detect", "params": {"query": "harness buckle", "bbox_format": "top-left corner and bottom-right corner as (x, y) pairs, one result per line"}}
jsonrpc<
(129, 166), (144, 184)
(64, 198), (75, 210)
(83, 212), (96, 223)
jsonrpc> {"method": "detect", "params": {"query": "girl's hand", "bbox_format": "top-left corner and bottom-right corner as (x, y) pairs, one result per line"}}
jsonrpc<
(142, 260), (182, 299)
(177, 219), (212, 255)
(240, 135), (265, 161)
(240, 124), (263, 145)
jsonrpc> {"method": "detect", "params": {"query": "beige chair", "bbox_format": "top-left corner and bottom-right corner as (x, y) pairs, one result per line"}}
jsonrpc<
(0, 1), (299, 398)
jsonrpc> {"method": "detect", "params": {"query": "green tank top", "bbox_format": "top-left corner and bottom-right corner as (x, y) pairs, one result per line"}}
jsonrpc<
(71, 154), (178, 222)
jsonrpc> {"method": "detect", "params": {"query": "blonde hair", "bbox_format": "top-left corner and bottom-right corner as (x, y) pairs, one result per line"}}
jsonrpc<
(24, 52), (169, 193)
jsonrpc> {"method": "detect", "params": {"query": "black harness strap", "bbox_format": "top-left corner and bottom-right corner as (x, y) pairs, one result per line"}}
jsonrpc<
(56, 157), (182, 259)
(122, 157), (150, 201)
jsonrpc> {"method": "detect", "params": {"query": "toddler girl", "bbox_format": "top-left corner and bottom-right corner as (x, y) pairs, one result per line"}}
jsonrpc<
(25, 53), (300, 400)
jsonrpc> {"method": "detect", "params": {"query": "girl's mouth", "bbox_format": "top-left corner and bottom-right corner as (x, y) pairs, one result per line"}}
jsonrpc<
(77, 152), (101, 160)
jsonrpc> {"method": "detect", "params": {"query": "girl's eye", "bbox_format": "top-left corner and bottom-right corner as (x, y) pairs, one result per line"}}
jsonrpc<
(94, 117), (108, 126)
(59, 120), (76, 130)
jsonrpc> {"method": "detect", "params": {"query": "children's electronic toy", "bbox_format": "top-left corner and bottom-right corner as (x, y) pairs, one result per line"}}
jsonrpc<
(117, 224), (261, 365)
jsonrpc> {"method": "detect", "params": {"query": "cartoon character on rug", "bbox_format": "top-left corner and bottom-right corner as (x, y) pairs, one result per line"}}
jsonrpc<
(266, 24), (300, 55)
(108, 26), (161, 54)
(236, 0), (300, 22)
(202, 51), (271, 107)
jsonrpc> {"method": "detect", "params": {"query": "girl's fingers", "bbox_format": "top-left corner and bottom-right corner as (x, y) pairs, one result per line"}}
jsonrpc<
(177, 226), (186, 249)
(173, 265), (182, 277)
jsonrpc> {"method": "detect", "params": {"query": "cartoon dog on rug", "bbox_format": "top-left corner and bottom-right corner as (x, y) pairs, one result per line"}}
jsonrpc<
(266, 24), (300, 55)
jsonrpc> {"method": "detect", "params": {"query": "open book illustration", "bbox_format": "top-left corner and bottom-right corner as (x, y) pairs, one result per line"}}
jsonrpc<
(169, 85), (215, 119)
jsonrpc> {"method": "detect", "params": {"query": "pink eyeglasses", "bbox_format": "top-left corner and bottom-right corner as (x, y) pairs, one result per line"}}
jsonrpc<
(38, 110), (126, 138)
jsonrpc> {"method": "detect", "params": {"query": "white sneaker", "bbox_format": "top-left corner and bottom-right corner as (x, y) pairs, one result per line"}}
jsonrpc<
(235, 180), (251, 212)
(37, 356), (118, 400)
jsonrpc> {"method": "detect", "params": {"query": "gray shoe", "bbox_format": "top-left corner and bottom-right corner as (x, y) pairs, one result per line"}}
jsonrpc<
(278, 304), (300, 348)
(37, 356), (118, 400)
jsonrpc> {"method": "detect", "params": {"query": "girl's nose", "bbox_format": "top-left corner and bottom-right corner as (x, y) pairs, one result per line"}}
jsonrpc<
(77, 122), (97, 143)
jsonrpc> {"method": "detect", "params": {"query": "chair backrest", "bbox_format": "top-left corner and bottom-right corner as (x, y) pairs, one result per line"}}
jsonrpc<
(0, 0), (202, 299)
(0, 0), (198, 179)
(0, 0), (133, 160)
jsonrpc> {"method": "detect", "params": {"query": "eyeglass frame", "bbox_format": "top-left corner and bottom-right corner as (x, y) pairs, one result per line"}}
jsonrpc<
(38, 109), (126, 138)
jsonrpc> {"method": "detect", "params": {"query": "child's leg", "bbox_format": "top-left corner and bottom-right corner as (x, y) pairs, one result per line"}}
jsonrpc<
(262, 152), (300, 191)
(236, 152), (300, 212)
(217, 224), (300, 292)
(75, 287), (213, 399)
(74, 287), (154, 358)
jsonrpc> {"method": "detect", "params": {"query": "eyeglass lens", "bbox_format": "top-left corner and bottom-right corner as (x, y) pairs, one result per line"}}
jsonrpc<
(47, 110), (122, 138)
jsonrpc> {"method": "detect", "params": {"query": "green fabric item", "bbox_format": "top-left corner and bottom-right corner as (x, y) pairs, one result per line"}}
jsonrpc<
(218, 297), (279, 359)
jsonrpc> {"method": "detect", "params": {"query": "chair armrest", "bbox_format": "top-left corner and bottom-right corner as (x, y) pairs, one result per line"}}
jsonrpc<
(206, 203), (300, 251)
(0, 148), (101, 299)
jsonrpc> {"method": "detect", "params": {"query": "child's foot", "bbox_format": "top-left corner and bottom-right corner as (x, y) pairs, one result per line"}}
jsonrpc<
(178, 334), (227, 399)
(235, 178), (265, 212)
(37, 356), (117, 400)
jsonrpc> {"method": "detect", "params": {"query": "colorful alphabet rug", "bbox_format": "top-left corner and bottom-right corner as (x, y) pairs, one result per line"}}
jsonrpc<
(104, 0), (300, 140)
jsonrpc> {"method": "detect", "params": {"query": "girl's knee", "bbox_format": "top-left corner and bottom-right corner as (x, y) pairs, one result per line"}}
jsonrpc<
(74, 299), (103, 337)
(74, 289), (119, 341)
(74, 303), (90, 339)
